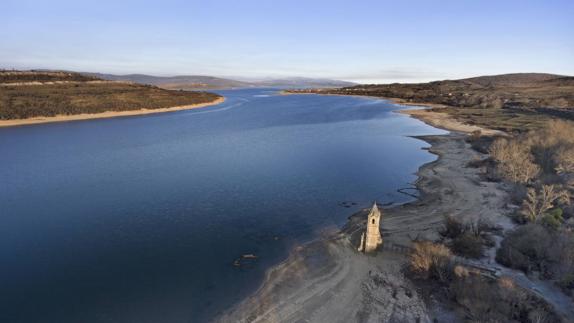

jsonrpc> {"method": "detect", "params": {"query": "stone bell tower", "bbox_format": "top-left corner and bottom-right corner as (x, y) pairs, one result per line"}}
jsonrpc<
(358, 202), (383, 253)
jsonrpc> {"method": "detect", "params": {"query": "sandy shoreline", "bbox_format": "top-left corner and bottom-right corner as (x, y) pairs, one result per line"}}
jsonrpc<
(0, 97), (226, 128)
(399, 109), (505, 136)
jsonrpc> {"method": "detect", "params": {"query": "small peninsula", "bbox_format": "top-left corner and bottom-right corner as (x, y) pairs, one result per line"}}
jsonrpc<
(0, 70), (224, 127)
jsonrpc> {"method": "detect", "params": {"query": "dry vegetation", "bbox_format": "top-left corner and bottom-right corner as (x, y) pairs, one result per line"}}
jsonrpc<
(440, 215), (494, 259)
(497, 224), (574, 281)
(488, 120), (574, 207)
(479, 120), (574, 301)
(409, 242), (560, 322)
(0, 71), (222, 119)
(409, 120), (574, 319)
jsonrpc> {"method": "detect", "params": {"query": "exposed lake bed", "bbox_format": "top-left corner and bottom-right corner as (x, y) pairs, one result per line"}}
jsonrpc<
(0, 89), (446, 322)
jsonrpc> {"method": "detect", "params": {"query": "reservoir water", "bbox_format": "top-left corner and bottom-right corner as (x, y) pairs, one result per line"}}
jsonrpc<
(0, 89), (446, 322)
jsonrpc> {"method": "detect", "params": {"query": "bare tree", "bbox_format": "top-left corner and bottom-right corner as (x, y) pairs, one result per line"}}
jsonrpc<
(556, 147), (574, 174)
(521, 185), (570, 222)
(490, 138), (540, 184)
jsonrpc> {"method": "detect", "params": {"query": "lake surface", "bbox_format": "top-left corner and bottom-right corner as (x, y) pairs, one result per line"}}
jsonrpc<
(0, 89), (445, 323)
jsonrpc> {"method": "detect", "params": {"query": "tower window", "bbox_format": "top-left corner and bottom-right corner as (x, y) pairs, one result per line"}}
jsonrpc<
(372, 219), (375, 224)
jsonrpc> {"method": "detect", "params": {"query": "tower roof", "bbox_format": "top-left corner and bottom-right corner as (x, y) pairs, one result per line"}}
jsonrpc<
(369, 201), (381, 217)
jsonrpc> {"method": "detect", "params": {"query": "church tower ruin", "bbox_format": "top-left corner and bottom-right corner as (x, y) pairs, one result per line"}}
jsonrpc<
(358, 202), (383, 253)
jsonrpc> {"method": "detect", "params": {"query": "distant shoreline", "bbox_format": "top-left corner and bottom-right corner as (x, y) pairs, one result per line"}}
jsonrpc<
(0, 97), (226, 128)
(281, 90), (503, 135)
(280, 89), (450, 108)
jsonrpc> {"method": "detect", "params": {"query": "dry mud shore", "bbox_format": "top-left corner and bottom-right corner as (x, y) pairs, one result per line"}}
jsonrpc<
(217, 111), (512, 322)
(0, 97), (226, 127)
(399, 109), (505, 136)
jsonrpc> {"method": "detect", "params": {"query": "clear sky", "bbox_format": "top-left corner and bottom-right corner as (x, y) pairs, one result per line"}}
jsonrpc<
(2, 0), (573, 83)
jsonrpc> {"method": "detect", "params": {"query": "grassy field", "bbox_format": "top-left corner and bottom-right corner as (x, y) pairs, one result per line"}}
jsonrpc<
(0, 71), (222, 120)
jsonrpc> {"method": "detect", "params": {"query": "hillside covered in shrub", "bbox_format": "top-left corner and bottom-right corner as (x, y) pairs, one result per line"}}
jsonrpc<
(290, 73), (574, 132)
(0, 71), (222, 119)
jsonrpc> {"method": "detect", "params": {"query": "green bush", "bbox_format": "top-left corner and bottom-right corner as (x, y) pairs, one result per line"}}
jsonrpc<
(559, 273), (574, 292)
(541, 208), (564, 229)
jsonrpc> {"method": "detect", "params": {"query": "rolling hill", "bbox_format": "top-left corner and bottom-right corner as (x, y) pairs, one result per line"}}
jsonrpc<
(85, 73), (355, 90)
(84, 73), (252, 90)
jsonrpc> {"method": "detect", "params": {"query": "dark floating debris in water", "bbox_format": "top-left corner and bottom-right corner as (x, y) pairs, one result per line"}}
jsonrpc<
(242, 233), (282, 244)
(242, 254), (258, 259)
(232, 254), (259, 268)
(338, 201), (357, 208)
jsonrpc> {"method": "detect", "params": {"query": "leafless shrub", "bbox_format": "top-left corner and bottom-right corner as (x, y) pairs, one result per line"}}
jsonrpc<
(409, 241), (453, 283)
(449, 274), (557, 323)
(488, 120), (574, 198)
(550, 231), (574, 296)
(526, 120), (574, 175)
(498, 221), (574, 299)
(440, 215), (465, 239)
(440, 216), (492, 258)
(555, 146), (574, 175)
(490, 137), (540, 183)
(451, 233), (484, 259)
(496, 224), (553, 273)
(408, 241), (562, 322)
(521, 185), (570, 223)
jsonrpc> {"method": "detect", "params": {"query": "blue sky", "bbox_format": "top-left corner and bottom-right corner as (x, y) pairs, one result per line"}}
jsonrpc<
(1, 0), (573, 83)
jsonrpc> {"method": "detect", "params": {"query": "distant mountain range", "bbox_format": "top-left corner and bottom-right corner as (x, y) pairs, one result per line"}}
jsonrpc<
(83, 73), (356, 90)
(252, 77), (357, 88)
